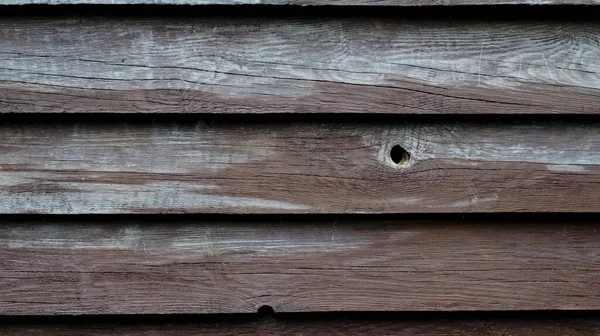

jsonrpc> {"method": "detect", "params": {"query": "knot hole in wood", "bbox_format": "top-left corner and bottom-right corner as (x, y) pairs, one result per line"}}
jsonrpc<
(390, 144), (410, 166)
(257, 305), (275, 316)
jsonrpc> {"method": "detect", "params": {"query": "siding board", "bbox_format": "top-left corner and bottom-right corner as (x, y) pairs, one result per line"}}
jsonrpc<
(0, 18), (599, 114)
(0, 119), (599, 214)
(0, 217), (598, 315)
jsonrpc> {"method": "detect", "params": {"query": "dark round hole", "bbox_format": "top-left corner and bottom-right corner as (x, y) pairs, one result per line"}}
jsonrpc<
(390, 145), (410, 165)
(257, 305), (275, 316)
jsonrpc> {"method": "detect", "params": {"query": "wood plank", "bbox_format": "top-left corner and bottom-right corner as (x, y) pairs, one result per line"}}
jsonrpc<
(1, 17), (599, 114)
(0, 217), (599, 314)
(0, 119), (599, 214)
(2, 0), (599, 6)
(2, 315), (600, 335)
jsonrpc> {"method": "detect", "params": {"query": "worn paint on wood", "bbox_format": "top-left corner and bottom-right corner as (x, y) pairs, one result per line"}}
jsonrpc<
(0, 119), (599, 214)
(0, 18), (599, 114)
(0, 218), (598, 314)
(2, 315), (600, 335)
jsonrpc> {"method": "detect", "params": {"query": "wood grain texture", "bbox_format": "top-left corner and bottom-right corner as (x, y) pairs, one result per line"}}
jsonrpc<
(0, 119), (599, 214)
(2, 0), (600, 5)
(2, 315), (600, 335)
(0, 217), (599, 314)
(1, 17), (599, 114)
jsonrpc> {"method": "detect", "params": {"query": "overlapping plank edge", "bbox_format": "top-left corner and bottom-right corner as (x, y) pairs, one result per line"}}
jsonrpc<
(3, 0), (600, 5)
(2, 315), (600, 335)
(0, 217), (598, 314)
(1, 17), (599, 114)
(1, 118), (599, 214)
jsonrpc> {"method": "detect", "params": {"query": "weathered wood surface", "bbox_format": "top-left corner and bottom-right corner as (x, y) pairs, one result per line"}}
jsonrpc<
(2, 0), (600, 5)
(1, 218), (598, 314)
(1, 119), (599, 214)
(3, 315), (600, 335)
(1, 18), (599, 114)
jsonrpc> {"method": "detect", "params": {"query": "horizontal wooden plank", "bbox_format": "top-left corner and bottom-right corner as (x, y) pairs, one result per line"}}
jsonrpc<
(2, 0), (600, 5)
(2, 315), (600, 335)
(1, 17), (599, 114)
(1, 119), (599, 214)
(1, 217), (599, 314)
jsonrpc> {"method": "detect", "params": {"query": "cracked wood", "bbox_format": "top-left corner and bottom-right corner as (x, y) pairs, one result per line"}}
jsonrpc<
(0, 17), (599, 114)
(0, 217), (599, 314)
(1, 119), (600, 214)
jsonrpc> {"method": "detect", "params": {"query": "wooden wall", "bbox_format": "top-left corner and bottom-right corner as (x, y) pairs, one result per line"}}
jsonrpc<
(0, 2), (599, 335)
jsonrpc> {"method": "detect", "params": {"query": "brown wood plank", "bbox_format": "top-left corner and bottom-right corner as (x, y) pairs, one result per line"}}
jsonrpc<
(0, 119), (599, 214)
(0, 17), (599, 114)
(0, 217), (598, 314)
(2, 0), (599, 6)
(2, 315), (600, 335)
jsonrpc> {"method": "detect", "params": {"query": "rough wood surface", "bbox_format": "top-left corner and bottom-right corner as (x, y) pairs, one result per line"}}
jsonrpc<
(3, 316), (600, 335)
(0, 217), (598, 314)
(1, 18), (599, 114)
(0, 119), (599, 214)
(2, 0), (600, 5)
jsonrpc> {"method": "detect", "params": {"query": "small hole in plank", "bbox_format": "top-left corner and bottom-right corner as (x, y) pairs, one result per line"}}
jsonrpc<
(257, 305), (275, 316)
(390, 145), (410, 165)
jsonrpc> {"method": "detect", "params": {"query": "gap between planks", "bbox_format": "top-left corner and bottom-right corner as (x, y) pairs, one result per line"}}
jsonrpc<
(1, 314), (600, 335)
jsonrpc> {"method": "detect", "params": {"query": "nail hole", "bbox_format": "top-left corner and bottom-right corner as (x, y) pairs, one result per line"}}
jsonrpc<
(257, 305), (275, 316)
(390, 145), (410, 165)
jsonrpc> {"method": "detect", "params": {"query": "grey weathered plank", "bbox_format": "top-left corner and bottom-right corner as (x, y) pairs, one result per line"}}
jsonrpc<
(1, 119), (599, 214)
(2, 0), (599, 5)
(1, 218), (599, 315)
(1, 18), (599, 114)
(2, 316), (600, 335)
